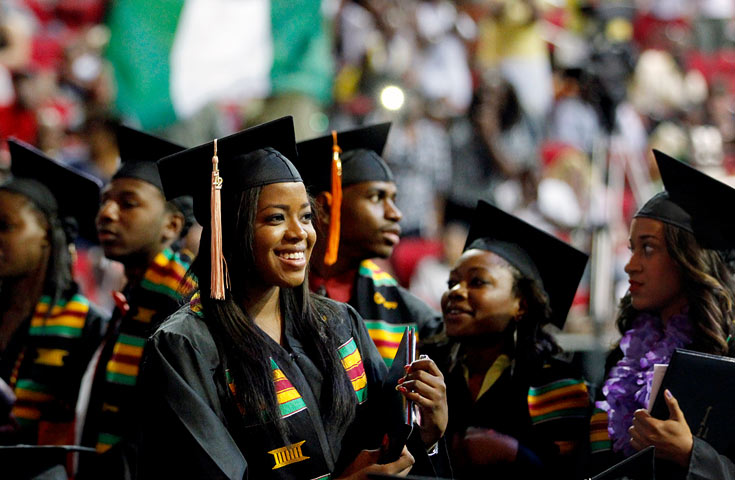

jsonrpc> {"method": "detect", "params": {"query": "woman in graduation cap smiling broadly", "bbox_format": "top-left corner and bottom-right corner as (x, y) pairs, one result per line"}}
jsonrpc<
(0, 140), (106, 454)
(436, 200), (590, 479)
(139, 117), (448, 480)
(591, 150), (735, 478)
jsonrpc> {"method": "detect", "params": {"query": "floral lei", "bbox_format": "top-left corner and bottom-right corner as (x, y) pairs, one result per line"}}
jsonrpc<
(599, 311), (693, 455)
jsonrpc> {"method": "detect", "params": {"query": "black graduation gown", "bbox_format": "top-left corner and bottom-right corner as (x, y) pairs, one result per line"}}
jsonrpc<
(78, 247), (194, 480)
(687, 437), (735, 480)
(441, 353), (589, 480)
(137, 299), (396, 479)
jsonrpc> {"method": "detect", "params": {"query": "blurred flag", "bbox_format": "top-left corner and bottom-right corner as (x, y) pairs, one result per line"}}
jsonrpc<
(105, 0), (333, 130)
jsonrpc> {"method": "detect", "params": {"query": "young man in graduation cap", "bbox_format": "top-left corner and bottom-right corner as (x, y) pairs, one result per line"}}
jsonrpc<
(0, 140), (107, 475)
(77, 126), (197, 480)
(294, 123), (443, 365)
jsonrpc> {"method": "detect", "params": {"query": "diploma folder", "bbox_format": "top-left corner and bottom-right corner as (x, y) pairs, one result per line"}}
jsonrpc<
(649, 348), (735, 456)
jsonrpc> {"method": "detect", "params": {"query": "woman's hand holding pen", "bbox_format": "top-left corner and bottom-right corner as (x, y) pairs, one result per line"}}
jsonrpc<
(397, 355), (448, 448)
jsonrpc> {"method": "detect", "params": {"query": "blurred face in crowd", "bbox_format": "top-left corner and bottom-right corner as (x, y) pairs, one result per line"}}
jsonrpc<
(625, 217), (686, 321)
(0, 191), (49, 279)
(253, 182), (316, 289)
(96, 178), (177, 267)
(441, 249), (522, 338)
(338, 180), (402, 262)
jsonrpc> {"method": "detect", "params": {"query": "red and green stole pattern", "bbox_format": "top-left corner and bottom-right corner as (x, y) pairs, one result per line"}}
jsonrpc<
(589, 405), (612, 454)
(223, 337), (369, 419)
(11, 292), (91, 444)
(527, 377), (590, 455)
(95, 247), (194, 453)
(337, 337), (368, 404)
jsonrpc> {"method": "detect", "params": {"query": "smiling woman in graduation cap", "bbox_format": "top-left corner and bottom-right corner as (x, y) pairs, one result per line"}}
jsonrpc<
(434, 199), (590, 479)
(138, 116), (448, 480)
(591, 150), (735, 479)
(0, 140), (106, 465)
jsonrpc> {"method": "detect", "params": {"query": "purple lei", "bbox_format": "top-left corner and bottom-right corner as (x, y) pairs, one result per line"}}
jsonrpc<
(599, 311), (693, 456)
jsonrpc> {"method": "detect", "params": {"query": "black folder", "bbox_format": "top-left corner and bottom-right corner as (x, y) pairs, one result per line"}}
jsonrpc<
(649, 348), (735, 455)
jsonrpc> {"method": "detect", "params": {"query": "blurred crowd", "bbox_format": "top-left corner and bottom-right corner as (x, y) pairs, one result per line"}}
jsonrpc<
(1, 0), (734, 347)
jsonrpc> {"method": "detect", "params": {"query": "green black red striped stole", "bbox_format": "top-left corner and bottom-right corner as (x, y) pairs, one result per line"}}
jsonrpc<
(96, 247), (193, 453)
(11, 293), (90, 443)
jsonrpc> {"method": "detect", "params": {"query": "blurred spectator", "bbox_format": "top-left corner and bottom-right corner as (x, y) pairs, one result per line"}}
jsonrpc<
(409, 220), (468, 309)
(693, 0), (735, 53)
(464, 0), (554, 130)
(384, 93), (452, 239)
(447, 73), (539, 214)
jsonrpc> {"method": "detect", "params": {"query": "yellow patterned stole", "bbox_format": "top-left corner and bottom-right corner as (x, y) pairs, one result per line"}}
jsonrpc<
(11, 293), (90, 444)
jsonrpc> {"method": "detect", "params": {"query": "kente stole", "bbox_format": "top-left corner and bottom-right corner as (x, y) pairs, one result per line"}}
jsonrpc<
(95, 248), (194, 453)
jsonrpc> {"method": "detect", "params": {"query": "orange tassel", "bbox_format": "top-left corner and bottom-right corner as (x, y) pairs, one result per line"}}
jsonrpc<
(324, 130), (342, 266)
(210, 139), (229, 299)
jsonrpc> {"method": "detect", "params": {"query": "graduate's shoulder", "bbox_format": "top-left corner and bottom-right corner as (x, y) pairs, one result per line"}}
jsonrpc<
(149, 302), (218, 359)
(312, 293), (361, 326)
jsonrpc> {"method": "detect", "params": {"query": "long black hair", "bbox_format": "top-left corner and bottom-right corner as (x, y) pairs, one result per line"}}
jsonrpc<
(190, 184), (355, 438)
(508, 263), (559, 381)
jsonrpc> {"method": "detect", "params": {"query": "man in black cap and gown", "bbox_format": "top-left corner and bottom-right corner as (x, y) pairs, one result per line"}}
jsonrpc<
(77, 126), (197, 480)
(294, 123), (443, 366)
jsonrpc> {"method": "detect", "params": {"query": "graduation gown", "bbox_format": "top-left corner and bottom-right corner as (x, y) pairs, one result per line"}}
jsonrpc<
(439, 350), (589, 479)
(137, 297), (396, 479)
(78, 247), (194, 480)
(687, 437), (735, 480)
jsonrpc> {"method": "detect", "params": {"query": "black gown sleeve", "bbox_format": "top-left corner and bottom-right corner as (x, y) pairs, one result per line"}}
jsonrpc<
(687, 437), (735, 480)
(137, 314), (247, 480)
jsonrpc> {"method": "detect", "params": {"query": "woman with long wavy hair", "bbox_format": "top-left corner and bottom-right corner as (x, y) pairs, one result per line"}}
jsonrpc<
(137, 117), (448, 480)
(591, 150), (735, 479)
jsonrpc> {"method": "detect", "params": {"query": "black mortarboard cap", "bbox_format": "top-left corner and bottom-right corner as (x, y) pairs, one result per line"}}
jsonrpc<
(113, 124), (185, 191)
(635, 150), (735, 250)
(114, 125), (197, 228)
(157, 116), (301, 299)
(157, 116), (300, 225)
(295, 122), (393, 194)
(4, 139), (102, 242)
(464, 200), (589, 329)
